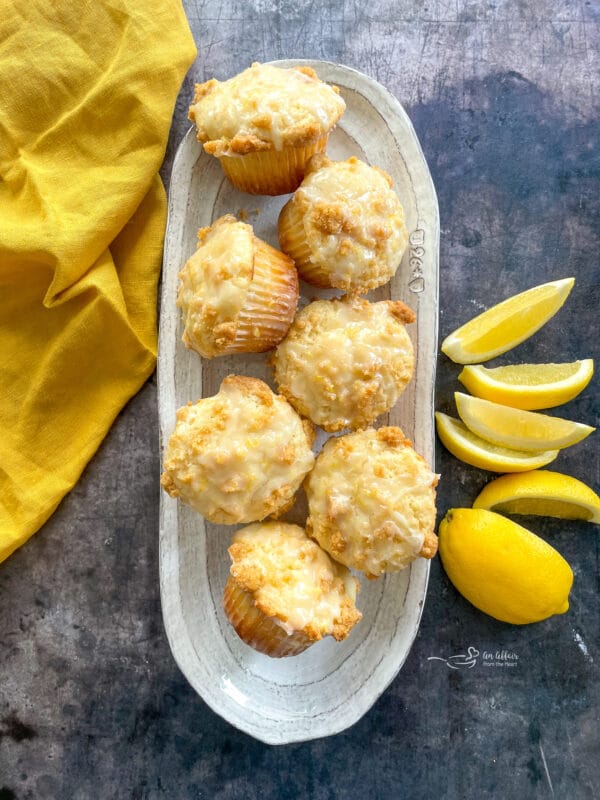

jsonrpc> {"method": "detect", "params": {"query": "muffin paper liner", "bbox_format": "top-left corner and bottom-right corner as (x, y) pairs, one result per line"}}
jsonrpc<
(218, 134), (329, 195)
(278, 198), (334, 288)
(223, 576), (314, 658)
(226, 238), (299, 353)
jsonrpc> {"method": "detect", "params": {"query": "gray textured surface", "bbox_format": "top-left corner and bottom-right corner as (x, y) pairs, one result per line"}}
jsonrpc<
(1, 1), (599, 798)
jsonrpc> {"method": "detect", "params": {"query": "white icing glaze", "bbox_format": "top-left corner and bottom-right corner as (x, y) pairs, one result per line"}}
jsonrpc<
(306, 428), (438, 577)
(272, 296), (414, 431)
(161, 377), (315, 524)
(229, 522), (360, 637)
(177, 215), (253, 357)
(293, 157), (408, 290)
(190, 64), (345, 154)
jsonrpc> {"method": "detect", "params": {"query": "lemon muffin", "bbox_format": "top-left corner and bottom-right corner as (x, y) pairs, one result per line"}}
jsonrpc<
(271, 295), (416, 432)
(305, 427), (438, 578)
(278, 154), (409, 292)
(224, 521), (362, 657)
(160, 376), (315, 524)
(177, 215), (298, 358)
(188, 63), (346, 195)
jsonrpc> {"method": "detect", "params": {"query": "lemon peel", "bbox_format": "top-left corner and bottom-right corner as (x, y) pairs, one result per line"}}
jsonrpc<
(455, 392), (595, 451)
(458, 359), (594, 411)
(435, 412), (558, 472)
(441, 277), (575, 364)
(473, 470), (600, 523)
(438, 507), (573, 624)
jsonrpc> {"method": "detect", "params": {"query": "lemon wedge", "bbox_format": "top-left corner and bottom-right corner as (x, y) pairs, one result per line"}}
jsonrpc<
(473, 470), (600, 523)
(438, 508), (573, 624)
(441, 277), (575, 364)
(455, 392), (595, 451)
(435, 412), (559, 472)
(458, 359), (594, 410)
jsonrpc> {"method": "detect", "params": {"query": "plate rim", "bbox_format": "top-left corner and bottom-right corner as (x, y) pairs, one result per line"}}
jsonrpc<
(158, 59), (440, 745)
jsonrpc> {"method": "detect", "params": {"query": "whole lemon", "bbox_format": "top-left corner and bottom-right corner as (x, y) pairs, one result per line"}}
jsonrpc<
(438, 508), (573, 624)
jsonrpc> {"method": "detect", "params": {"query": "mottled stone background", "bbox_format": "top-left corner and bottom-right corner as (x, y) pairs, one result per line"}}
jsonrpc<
(1, 2), (598, 798)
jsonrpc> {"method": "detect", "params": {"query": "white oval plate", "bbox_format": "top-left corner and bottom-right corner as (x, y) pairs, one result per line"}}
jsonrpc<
(158, 60), (439, 744)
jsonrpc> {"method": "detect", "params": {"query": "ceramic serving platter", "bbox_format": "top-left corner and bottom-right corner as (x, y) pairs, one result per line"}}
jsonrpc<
(158, 60), (439, 744)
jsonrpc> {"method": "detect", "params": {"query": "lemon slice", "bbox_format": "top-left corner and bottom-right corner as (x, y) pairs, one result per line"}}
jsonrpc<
(439, 508), (573, 624)
(441, 277), (575, 364)
(458, 359), (594, 410)
(473, 470), (600, 523)
(435, 412), (559, 472)
(455, 392), (595, 451)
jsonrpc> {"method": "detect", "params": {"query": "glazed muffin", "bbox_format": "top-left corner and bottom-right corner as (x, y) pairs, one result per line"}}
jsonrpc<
(188, 63), (346, 195)
(271, 295), (416, 432)
(278, 154), (409, 292)
(177, 215), (298, 358)
(223, 521), (362, 657)
(160, 376), (315, 524)
(305, 427), (438, 578)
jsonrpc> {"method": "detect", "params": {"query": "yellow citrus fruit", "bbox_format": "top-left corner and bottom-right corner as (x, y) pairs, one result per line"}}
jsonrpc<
(441, 277), (574, 364)
(438, 508), (573, 624)
(455, 392), (595, 451)
(458, 359), (594, 411)
(473, 470), (600, 523)
(435, 412), (559, 472)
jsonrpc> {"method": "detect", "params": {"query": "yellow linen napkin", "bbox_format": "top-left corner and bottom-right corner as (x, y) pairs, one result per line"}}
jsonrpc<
(0, 1), (197, 562)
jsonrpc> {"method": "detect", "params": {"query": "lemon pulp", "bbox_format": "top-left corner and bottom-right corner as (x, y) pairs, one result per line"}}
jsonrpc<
(473, 470), (600, 523)
(441, 277), (574, 364)
(458, 359), (594, 410)
(435, 412), (559, 472)
(455, 392), (595, 451)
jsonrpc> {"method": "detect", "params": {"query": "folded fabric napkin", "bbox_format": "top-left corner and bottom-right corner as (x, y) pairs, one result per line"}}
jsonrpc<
(0, 0), (196, 562)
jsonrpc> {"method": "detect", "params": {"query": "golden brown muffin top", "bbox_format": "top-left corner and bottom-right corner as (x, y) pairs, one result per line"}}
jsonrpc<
(271, 295), (416, 432)
(160, 376), (315, 525)
(285, 154), (409, 292)
(177, 214), (254, 358)
(188, 63), (345, 156)
(306, 427), (439, 578)
(228, 521), (362, 641)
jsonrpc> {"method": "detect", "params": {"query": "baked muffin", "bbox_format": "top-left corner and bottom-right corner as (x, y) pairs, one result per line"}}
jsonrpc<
(177, 214), (298, 358)
(278, 154), (409, 292)
(160, 376), (315, 524)
(306, 427), (438, 578)
(188, 63), (345, 195)
(223, 521), (362, 657)
(271, 295), (416, 432)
